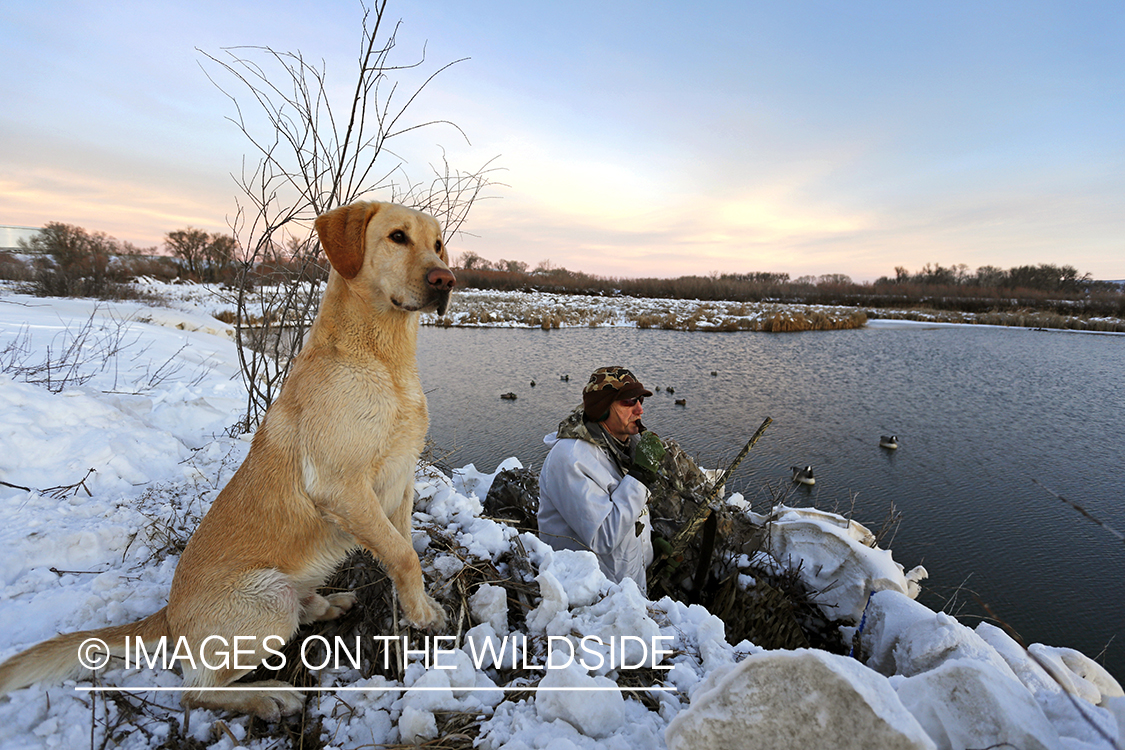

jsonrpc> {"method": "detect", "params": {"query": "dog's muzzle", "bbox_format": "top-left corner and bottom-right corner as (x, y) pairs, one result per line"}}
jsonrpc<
(426, 267), (456, 316)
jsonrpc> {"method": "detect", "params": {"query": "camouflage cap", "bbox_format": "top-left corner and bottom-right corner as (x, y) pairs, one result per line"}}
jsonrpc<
(582, 366), (652, 421)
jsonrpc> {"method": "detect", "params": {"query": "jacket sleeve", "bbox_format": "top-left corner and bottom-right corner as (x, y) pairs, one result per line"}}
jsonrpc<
(541, 439), (649, 556)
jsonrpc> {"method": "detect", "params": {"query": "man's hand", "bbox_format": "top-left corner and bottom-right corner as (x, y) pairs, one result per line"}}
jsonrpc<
(634, 432), (665, 473)
(628, 432), (665, 487)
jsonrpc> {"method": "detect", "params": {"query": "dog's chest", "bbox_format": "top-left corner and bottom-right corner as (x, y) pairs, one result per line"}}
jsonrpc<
(352, 368), (427, 435)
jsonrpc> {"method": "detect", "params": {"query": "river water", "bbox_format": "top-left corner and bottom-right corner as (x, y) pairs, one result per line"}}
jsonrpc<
(416, 321), (1125, 680)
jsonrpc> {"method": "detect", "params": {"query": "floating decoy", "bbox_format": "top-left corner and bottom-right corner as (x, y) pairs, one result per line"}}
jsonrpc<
(879, 435), (899, 450)
(674, 398), (687, 406)
(530, 380), (536, 387)
(711, 371), (718, 376)
(560, 374), (569, 382)
(500, 392), (518, 400)
(666, 386), (675, 395)
(791, 465), (815, 485)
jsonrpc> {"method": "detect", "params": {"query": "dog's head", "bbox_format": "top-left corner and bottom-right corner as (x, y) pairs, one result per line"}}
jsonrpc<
(314, 201), (456, 316)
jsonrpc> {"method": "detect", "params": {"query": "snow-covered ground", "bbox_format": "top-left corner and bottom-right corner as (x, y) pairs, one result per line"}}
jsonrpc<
(1, 286), (1122, 749)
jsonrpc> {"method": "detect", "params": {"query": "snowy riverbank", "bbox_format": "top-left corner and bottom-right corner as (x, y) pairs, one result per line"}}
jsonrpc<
(0, 288), (1122, 749)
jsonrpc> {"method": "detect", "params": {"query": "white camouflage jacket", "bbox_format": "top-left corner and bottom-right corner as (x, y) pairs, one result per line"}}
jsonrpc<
(537, 410), (653, 588)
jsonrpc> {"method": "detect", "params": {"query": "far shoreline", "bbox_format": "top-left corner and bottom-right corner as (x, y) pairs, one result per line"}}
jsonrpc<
(864, 317), (1125, 336)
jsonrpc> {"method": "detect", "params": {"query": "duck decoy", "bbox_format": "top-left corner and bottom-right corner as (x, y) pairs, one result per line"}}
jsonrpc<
(666, 386), (675, 395)
(674, 398), (686, 406)
(791, 465), (815, 485)
(530, 380), (536, 387)
(500, 392), (518, 400)
(879, 435), (899, 450)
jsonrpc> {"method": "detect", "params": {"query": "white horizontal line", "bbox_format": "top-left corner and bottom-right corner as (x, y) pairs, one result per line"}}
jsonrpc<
(76, 685), (676, 693)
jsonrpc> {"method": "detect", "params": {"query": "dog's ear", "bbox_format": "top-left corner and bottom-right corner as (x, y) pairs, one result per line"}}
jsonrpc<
(314, 202), (381, 280)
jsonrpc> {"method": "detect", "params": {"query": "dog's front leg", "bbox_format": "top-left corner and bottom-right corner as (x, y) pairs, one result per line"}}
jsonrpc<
(321, 494), (446, 630)
(389, 483), (416, 548)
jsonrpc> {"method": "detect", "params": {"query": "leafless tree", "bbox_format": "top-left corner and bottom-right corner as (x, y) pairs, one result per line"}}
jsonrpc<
(458, 250), (489, 271)
(164, 228), (236, 282)
(21, 223), (117, 297)
(200, 1), (499, 431)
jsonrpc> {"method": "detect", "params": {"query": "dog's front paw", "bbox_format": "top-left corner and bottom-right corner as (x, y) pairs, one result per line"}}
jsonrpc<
(324, 591), (358, 617)
(406, 594), (446, 631)
(300, 591), (359, 624)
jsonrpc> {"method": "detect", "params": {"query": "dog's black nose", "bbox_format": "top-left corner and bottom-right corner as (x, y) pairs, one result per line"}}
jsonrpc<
(426, 267), (456, 291)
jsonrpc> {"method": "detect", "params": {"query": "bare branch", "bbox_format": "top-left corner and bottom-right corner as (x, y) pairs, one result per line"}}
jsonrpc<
(199, 2), (498, 429)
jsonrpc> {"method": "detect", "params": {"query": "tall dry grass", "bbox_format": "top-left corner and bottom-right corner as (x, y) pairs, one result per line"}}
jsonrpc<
(435, 291), (869, 332)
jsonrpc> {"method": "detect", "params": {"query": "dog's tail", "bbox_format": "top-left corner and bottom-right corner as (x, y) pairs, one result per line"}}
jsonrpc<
(0, 607), (169, 695)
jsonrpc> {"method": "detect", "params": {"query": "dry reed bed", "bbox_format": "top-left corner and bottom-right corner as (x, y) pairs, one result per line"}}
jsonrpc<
(425, 289), (868, 332)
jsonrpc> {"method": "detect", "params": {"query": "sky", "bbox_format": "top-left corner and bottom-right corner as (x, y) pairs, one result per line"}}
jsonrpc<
(2, 1), (1122, 282)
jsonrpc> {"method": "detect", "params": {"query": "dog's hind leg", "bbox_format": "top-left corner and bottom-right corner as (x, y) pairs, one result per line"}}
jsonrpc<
(181, 673), (304, 722)
(175, 569), (307, 721)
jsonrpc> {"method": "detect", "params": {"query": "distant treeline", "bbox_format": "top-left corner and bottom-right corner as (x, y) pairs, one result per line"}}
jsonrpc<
(2, 221), (328, 299)
(877, 262), (1116, 294)
(5, 222), (1122, 320)
(455, 255), (1125, 318)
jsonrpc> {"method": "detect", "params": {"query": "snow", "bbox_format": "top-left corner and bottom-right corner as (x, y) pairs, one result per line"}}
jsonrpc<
(665, 649), (938, 750)
(766, 505), (930, 622)
(0, 286), (1122, 749)
(894, 659), (1062, 750)
(535, 663), (627, 739)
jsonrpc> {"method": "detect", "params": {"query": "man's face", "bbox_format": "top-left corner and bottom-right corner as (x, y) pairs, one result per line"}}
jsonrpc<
(602, 397), (644, 441)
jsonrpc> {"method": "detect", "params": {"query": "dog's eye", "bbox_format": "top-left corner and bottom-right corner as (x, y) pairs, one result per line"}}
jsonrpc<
(434, 239), (443, 254)
(389, 230), (408, 244)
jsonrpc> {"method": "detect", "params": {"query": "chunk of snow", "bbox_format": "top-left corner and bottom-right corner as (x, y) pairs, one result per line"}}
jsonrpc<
(665, 649), (936, 750)
(895, 659), (1062, 750)
(538, 548), (608, 609)
(451, 457), (523, 500)
(1029, 644), (1124, 706)
(397, 705), (438, 745)
(535, 661), (626, 739)
(527, 568), (570, 633)
(471, 583), (510, 634)
(859, 590), (1016, 680)
(766, 505), (927, 623)
(975, 620), (1123, 748)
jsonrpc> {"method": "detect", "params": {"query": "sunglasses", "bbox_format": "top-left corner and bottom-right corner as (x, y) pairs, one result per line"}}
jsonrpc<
(618, 397), (644, 407)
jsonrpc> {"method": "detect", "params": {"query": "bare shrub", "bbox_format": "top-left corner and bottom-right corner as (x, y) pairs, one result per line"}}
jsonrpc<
(0, 251), (32, 281)
(201, 1), (498, 430)
(165, 228), (237, 283)
(22, 223), (124, 298)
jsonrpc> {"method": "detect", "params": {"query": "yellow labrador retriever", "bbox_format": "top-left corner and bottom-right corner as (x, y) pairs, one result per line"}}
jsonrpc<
(0, 201), (452, 719)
